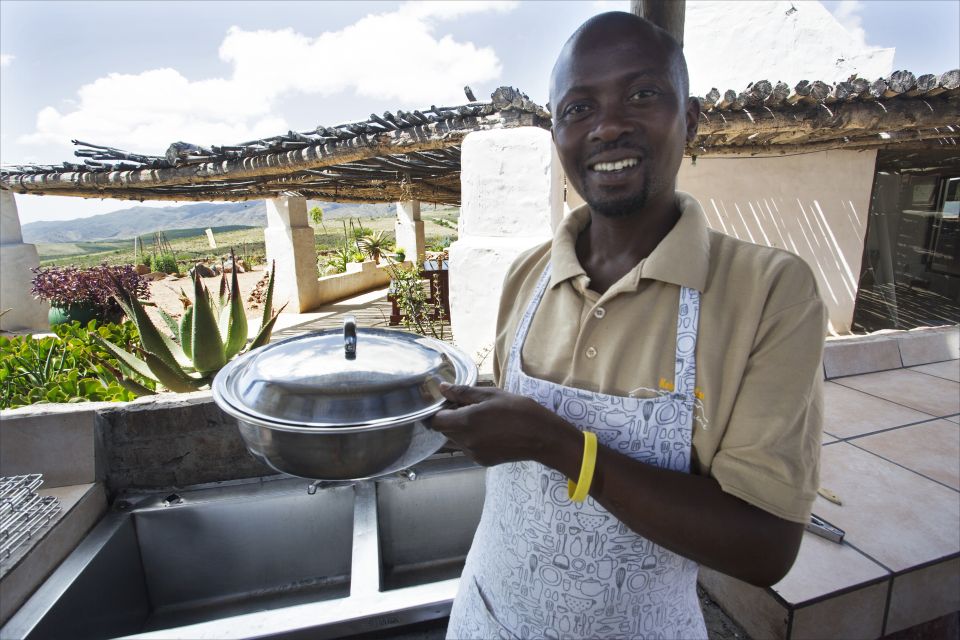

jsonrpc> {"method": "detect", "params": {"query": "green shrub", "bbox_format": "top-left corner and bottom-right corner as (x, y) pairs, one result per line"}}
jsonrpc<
(0, 320), (157, 409)
(387, 262), (446, 340)
(152, 253), (179, 274)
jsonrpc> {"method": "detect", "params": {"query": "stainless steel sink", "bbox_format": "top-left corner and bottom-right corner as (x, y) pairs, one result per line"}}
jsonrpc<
(2, 454), (484, 639)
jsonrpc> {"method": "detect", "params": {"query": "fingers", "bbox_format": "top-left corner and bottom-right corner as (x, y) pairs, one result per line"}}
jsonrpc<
(429, 405), (471, 434)
(438, 382), (496, 406)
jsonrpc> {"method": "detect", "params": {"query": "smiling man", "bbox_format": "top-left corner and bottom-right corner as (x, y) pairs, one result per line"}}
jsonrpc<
(431, 11), (827, 639)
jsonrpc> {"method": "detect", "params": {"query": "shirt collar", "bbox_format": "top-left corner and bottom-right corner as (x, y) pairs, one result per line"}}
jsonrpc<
(549, 191), (711, 293)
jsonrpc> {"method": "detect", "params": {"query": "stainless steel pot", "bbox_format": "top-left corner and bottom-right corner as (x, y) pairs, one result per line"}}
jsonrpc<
(212, 317), (477, 481)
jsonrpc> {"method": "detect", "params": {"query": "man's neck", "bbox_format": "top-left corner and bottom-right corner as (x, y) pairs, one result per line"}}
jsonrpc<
(576, 193), (680, 295)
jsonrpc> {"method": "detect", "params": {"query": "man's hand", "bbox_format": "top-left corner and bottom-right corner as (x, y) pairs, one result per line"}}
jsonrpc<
(430, 383), (581, 468)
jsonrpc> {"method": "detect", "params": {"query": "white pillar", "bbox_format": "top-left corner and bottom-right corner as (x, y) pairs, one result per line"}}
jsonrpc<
(449, 127), (563, 373)
(0, 191), (49, 332)
(395, 200), (425, 264)
(263, 197), (321, 313)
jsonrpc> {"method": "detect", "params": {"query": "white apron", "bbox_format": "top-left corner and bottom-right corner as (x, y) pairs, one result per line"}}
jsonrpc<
(446, 263), (707, 640)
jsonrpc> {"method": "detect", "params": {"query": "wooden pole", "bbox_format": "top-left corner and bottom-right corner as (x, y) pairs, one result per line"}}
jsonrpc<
(631, 0), (685, 47)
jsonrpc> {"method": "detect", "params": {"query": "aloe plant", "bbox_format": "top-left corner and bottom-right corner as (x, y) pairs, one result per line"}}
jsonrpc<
(94, 253), (286, 394)
(357, 230), (392, 263)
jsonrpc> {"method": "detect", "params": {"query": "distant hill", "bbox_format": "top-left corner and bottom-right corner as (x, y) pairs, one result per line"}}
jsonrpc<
(22, 200), (397, 243)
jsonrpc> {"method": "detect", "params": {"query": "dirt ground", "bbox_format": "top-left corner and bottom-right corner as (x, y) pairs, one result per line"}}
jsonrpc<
(142, 266), (271, 331)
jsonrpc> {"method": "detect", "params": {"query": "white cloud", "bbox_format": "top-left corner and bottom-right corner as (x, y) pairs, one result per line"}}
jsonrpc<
(19, 1), (513, 154)
(0, 53), (13, 67)
(400, 1), (518, 21)
(831, 0), (868, 48)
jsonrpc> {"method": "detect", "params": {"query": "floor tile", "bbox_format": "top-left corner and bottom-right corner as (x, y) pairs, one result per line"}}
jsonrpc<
(822, 432), (837, 444)
(790, 581), (888, 640)
(832, 369), (960, 418)
(852, 420), (960, 490)
(910, 359), (960, 383)
(772, 534), (888, 606)
(815, 443), (960, 572)
(885, 557), (960, 634)
(822, 382), (935, 439)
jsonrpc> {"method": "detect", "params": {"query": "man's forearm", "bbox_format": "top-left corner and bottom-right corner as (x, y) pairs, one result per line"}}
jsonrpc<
(538, 423), (804, 587)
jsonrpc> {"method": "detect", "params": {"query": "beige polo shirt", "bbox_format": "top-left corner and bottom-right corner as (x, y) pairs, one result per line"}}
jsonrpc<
(493, 192), (826, 524)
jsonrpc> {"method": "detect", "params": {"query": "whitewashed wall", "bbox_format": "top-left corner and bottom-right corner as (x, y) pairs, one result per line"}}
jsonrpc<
(677, 150), (877, 334)
(0, 191), (49, 332)
(684, 1), (895, 95)
(449, 128), (562, 372)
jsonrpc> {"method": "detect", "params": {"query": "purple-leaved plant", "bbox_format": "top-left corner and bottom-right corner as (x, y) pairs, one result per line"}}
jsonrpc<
(31, 263), (149, 320)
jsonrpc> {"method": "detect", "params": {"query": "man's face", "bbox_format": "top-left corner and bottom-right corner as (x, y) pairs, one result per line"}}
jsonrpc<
(551, 32), (697, 218)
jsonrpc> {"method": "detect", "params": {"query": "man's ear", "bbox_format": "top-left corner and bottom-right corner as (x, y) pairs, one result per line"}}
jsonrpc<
(685, 96), (701, 144)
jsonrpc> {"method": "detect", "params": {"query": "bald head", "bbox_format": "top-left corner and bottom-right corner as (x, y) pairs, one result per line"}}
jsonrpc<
(549, 12), (689, 113)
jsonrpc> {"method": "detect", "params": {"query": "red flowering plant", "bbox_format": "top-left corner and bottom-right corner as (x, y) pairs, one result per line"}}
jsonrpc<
(31, 264), (149, 323)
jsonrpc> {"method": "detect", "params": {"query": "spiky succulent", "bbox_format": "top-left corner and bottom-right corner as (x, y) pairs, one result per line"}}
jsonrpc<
(94, 252), (285, 394)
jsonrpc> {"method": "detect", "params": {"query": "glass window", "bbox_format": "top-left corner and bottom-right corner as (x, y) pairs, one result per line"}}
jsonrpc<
(852, 150), (960, 332)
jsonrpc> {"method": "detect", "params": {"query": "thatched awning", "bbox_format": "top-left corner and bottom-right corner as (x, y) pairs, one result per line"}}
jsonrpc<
(2, 71), (958, 204)
(0, 87), (549, 205)
(690, 69), (960, 156)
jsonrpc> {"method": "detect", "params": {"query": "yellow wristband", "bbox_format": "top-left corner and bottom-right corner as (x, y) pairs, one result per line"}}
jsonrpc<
(567, 431), (597, 502)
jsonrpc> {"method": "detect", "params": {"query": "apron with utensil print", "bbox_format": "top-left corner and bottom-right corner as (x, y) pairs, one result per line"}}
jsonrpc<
(446, 263), (707, 640)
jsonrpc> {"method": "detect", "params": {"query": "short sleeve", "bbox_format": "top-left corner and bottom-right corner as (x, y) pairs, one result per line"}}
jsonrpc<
(710, 294), (827, 524)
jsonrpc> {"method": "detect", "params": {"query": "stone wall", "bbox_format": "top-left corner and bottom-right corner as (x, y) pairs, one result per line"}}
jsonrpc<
(0, 392), (270, 497)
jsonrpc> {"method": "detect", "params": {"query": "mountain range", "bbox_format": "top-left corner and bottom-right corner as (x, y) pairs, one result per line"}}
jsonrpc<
(21, 200), (396, 244)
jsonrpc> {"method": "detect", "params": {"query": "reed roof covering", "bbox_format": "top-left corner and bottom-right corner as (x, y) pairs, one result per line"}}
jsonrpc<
(690, 69), (960, 157)
(2, 71), (958, 204)
(0, 87), (548, 205)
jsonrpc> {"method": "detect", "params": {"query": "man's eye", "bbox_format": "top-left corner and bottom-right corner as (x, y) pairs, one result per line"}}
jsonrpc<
(561, 103), (590, 118)
(629, 89), (658, 100)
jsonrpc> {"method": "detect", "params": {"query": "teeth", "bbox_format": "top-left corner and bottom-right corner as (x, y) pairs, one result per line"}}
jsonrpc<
(592, 158), (638, 172)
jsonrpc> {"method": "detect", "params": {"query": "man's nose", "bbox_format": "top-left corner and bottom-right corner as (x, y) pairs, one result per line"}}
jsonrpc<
(588, 104), (635, 143)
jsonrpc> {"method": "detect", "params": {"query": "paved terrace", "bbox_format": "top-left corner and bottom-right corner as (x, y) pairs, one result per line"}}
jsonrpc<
(270, 286), (451, 343)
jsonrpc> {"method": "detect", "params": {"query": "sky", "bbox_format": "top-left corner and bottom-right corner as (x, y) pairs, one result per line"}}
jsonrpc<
(1, 0), (958, 225)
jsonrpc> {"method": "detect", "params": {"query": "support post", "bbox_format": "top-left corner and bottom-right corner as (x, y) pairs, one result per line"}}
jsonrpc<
(263, 197), (321, 313)
(395, 200), (425, 265)
(449, 128), (563, 373)
(631, 0), (685, 46)
(0, 191), (49, 332)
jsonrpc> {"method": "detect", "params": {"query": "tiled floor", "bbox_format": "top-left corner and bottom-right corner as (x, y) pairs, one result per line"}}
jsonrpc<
(910, 360), (960, 383)
(271, 286), (452, 343)
(831, 368), (960, 418)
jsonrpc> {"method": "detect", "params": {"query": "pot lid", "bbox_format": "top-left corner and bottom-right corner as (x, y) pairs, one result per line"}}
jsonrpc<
(213, 316), (476, 429)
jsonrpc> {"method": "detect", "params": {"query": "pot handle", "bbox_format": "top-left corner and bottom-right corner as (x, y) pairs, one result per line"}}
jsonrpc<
(344, 315), (357, 360)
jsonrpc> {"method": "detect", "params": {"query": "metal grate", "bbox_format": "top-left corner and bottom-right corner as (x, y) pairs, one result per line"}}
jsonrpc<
(0, 475), (61, 559)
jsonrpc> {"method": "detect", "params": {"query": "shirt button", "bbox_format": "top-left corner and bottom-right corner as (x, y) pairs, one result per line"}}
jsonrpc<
(594, 307), (606, 319)
(585, 347), (598, 359)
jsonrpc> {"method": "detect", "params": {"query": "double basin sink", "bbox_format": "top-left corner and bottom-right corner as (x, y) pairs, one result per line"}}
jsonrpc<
(2, 454), (485, 639)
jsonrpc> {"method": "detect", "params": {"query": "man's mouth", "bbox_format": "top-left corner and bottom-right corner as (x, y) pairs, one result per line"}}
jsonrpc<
(589, 157), (639, 173)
